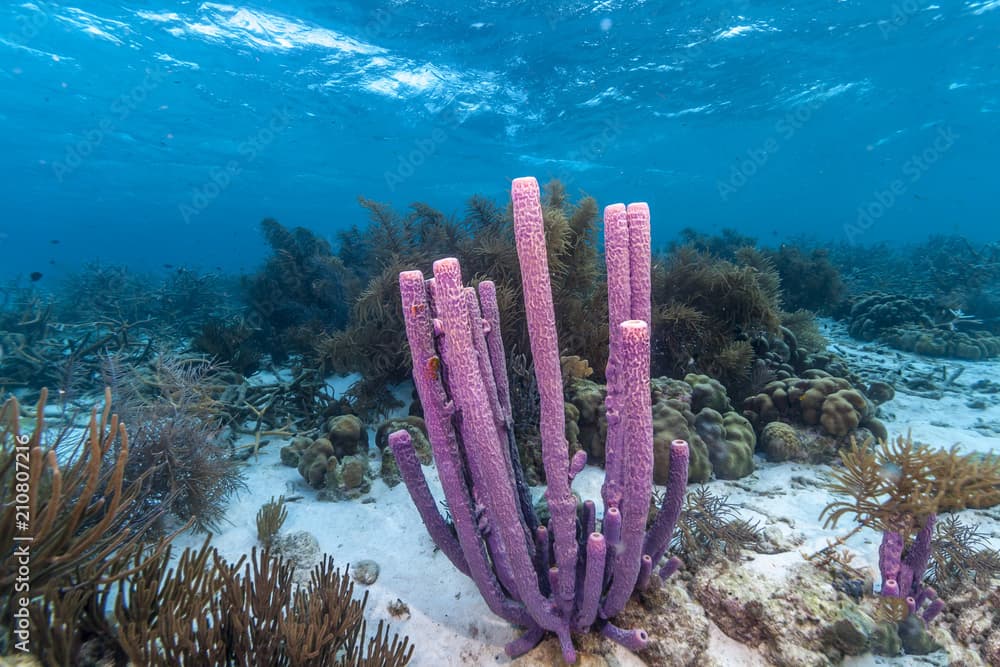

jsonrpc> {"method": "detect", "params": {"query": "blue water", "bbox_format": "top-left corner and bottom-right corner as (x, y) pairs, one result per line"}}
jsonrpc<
(1, 1), (997, 279)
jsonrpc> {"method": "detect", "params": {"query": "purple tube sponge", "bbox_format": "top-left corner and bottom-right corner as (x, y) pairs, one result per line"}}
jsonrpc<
(512, 176), (579, 618)
(393, 177), (691, 663)
(387, 429), (468, 576)
(602, 203), (630, 513)
(601, 321), (654, 619)
(877, 514), (944, 625)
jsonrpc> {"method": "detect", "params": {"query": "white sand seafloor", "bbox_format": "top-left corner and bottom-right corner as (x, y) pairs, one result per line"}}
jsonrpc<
(171, 320), (1000, 667)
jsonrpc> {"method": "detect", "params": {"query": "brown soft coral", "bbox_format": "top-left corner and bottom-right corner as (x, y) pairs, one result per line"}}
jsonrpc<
(823, 434), (1000, 533)
(651, 246), (782, 382)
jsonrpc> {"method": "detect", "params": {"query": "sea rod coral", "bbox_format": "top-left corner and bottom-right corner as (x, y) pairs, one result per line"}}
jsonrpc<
(388, 177), (691, 662)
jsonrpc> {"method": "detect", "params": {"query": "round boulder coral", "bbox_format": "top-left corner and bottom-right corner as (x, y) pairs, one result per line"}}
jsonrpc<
(325, 414), (368, 458)
(760, 422), (805, 462)
(684, 373), (731, 413)
(651, 395), (711, 484)
(565, 378), (607, 461)
(297, 438), (337, 489)
(820, 389), (868, 437)
(694, 408), (756, 480)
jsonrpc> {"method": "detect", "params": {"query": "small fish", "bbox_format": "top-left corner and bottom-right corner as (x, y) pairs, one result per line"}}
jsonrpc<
(163, 263), (174, 269)
(29, 271), (43, 282)
(50, 239), (60, 244)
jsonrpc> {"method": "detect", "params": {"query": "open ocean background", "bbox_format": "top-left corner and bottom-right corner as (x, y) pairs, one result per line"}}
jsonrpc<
(0, 1), (997, 279)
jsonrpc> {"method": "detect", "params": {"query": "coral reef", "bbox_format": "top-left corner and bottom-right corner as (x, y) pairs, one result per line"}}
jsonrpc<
(766, 244), (844, 313)
(0, 388), (164, 653)
(650, 245), (782, 386)
(886, 326), (1000, 360)
(56, 262), (228, 349)
(243, 218), (359, 363)
(280, 415), (375, 500)
(848, 291), (1000, 360)
(388, 178), (691, 663)
(821, 434), (1000, 655)
(317, 181), (609, 422)
(743, 372), (887, 463)
(829, 237), (1000, 314)
(110, 354), (247, 532)
(670, 227), (757, 257)
(1, 389), (411, 665)
(568, 374), (753, 483)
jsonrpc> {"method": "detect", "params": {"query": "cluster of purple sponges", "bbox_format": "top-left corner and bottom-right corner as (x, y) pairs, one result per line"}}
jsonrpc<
(388, 177), (690, 663)
(878, 513), (945, 623)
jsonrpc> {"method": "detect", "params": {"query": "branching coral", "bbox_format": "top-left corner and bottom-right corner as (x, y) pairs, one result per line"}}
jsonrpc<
(108, 354), (247, 532)
(193, 316), (263, 377)
(765, 244), (844, 313)
(113, 539), (414, 666)
(243, 218), (360, 363)
(317, 181), (608, 424)
(256, 496), (288, 549)
(0, 277), (158, 396)
(926, 515), (1000, 597)
(0, 388), (168, 655)
(821, 435), (1000, 534)
(23, 536), (413, 666)
(671, 227), (757, 257)
(671, 486), (763, 567)
(1, 390), (412, 665)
